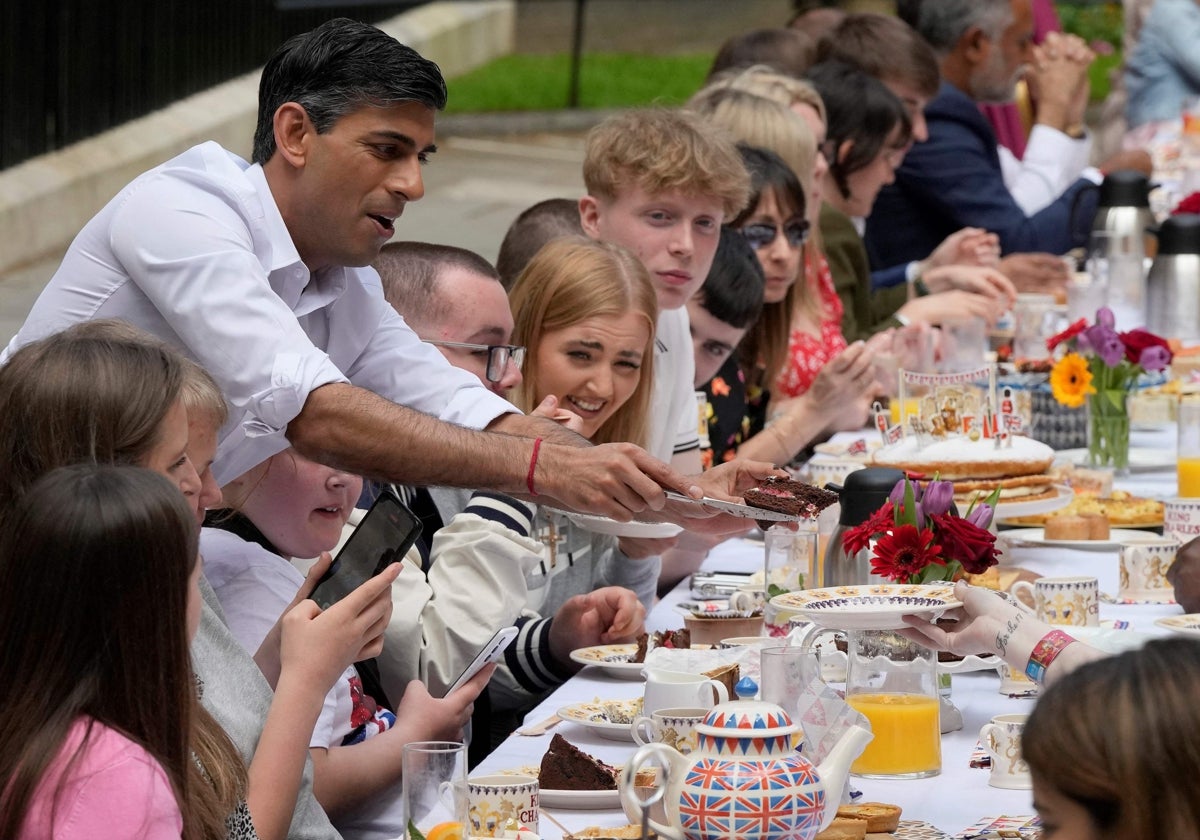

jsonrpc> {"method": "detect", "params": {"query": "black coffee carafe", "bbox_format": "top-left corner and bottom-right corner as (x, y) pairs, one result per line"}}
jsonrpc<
(822, 467), (906, 588)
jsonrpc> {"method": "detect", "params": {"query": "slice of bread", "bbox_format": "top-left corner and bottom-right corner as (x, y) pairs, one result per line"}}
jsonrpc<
(815, 815), (868, 840)
(837, 802), (903, 833)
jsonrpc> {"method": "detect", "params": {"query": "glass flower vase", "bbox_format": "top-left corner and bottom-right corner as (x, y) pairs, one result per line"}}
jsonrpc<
(1086, 390), (1130, 473)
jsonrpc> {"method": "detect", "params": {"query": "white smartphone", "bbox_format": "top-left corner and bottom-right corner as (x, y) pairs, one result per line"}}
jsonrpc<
(443, 626), (518, 697)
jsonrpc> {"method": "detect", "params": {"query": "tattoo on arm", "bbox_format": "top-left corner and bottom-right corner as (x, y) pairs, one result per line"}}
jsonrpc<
(995, 613), (1024, 657)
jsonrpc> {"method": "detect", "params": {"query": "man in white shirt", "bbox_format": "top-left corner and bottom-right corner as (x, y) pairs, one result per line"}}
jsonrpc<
(7, 19), (760, 524)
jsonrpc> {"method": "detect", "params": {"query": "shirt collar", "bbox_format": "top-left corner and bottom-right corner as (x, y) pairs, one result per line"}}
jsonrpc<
(244, 163), (303, 274)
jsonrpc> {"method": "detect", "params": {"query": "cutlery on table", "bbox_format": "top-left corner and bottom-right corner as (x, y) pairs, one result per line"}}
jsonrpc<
(517, 713), (561, 736)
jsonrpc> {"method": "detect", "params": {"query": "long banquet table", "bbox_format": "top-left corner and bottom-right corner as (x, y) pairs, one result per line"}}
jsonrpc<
(472, 428), (1184, 838)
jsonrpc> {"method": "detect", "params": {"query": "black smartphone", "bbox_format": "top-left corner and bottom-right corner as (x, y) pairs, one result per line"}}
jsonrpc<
(308, 490), (421, 610)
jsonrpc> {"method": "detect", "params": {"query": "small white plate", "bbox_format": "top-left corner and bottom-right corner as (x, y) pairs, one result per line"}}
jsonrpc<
(770, 583), (960, 631)
(556, 699), (642, 741)
(990, 485), (1074, 519)
(1064, 625), (1152, 653)
(1000, 527), (1151, 551)
(1155, 614), (1200, 638)
(496, 766), (619, 810)
(1056, 447), (1177, 472)
(539, 787), (620, 809)
(559, 510), (683, 539)
(568, 644), (645, 680)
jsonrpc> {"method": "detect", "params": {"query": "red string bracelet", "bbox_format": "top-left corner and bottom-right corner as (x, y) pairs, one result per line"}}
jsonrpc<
(527, 437), (543, 496)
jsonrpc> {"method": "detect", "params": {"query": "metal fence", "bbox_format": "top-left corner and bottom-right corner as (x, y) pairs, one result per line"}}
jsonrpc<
(0, 0), (425, 170)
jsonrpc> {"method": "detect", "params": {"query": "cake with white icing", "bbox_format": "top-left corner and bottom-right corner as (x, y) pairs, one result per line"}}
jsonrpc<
(870, 434), (1054, 480)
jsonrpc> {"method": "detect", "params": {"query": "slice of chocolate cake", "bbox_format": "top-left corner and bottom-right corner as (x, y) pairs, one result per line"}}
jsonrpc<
(743, 477), (839, 519)
(631, 628), (691, 663)
(539, 734), (618, 790)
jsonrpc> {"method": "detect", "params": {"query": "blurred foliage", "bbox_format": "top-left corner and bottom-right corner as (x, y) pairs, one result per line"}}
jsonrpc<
(1058, 1), (1123, 47)
(445, 53), (712, 113)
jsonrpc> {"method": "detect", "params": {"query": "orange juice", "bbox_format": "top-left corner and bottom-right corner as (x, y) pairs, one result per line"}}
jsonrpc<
(846, 693), (941, 777)
(1180, 457), (1200, 498)
(889, 398), (921, 426)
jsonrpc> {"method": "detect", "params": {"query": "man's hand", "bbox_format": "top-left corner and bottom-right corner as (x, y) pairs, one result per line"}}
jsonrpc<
(1028, 32), (1093, 131)
(549, 587), (647, 667)
(1097, 149), (1153, 177)
(921, 265), (1016, 307)
(535, 442), (704, 521)
(1168, 536), (1200, 612)
(923, 227), (1001, 272)
(898, 289), (1010, 327)
(998, 252), (1071, 295)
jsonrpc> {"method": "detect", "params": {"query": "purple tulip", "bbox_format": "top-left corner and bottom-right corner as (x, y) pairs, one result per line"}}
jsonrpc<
(922, 480), (955, 516)
(1096, 306), (1115, 329)
(1085, 324), (1125, 367)
(1139, 345), (1171, 372)
(889, 478), (923, 505)
(966, 502), (994, 529)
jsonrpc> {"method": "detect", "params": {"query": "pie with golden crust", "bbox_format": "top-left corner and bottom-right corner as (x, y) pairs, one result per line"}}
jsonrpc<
(1004, 490), (1163, 527)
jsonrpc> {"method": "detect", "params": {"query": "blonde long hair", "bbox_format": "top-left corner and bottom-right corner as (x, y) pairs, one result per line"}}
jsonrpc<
(509, 237), (658, 448)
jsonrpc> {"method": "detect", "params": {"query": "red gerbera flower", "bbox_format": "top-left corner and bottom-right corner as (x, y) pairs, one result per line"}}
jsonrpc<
(869, 524), (944, 583)
(1046, 318), (1088, 352)
(843, 501), (895, 555)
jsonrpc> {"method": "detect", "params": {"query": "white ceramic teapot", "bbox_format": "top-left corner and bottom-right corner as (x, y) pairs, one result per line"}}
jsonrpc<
(619, 699), (872, 840)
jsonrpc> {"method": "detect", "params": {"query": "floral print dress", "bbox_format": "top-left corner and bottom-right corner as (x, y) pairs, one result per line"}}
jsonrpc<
(774, 255), (848, 399)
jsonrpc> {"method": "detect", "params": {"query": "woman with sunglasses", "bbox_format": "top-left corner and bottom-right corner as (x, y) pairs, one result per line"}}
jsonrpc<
(810, 61), (1015, 343)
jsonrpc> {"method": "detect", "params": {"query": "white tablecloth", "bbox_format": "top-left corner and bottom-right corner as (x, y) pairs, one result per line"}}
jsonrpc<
(473, 429), (1185, 839)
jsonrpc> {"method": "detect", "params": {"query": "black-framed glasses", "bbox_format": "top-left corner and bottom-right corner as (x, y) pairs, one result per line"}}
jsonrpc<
(740, 218), (811, 251)
(425, 340), (526, 383)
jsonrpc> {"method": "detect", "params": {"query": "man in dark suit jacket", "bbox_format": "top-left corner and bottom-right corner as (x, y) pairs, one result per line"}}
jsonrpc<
(865, 0), (1149, 270)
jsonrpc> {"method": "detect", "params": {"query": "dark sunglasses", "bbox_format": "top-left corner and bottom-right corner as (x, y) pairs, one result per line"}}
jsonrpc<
(740, 219), (811, 251)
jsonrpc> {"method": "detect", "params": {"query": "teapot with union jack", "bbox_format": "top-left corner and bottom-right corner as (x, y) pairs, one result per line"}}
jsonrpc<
(619, 700), (872, 840)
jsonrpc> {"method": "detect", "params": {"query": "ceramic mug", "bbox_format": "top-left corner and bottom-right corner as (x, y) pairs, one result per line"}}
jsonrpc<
(1118, 537), (1180, 603)
(631, 706), (706, 754)
(1164, 497), (1200, 543)
(996, 661), (1038, 697)
(642, 668), (729, 715)
(467, 774), (539, 837)
(1012, 576), (1099, 626)
(979, 714), (1031, 789)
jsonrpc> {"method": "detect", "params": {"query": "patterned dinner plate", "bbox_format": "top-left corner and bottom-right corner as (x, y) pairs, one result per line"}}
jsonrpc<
(556, 698), (643, 741)
(568, 644), (645, 679)
(770, 583), (961, 631)
(1155, 614), (1200, 637)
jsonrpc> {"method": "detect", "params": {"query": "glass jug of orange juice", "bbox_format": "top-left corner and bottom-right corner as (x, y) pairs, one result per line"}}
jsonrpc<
(844, 629), (941, 779)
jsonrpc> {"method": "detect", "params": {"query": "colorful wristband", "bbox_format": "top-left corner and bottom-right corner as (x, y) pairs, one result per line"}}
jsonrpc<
(1025, 628), (1076, 684)
(527, 437), (543, 496)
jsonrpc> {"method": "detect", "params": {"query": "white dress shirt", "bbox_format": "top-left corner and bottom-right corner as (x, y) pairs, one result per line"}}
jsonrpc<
(5, 141), (515, 483)
(998, 124), (1101, 215)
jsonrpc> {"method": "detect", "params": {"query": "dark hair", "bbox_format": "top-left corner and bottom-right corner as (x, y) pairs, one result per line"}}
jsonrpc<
(817, 13), (940, 98)
(807, 60), (911, 201)
(697, 226), (766, 330)
(0, 321), (185, 513)
(1024, 638), (1200, 838)
(730, 143), (807, 228)
(496, 198), (585, 290)
(0, 465), (200, 838)
(788, 7), (847, 41)
(729, 144), (807, 387)
(707, 28), (816, 81)
(252, 17), (448, 165)
(374, 241), (499, 330)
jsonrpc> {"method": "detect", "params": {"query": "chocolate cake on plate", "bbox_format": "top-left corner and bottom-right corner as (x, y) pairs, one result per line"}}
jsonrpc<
(539, 734), (617, 791)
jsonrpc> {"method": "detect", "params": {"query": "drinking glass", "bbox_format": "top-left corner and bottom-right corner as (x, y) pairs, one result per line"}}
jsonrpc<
(402, 741), (467, 835)
(844, 630), (941, 779)
(760, 645), (822, 731)
(1179, 394), (1200, 497)
(1011, 293), (1057, 360)
(1088, 230), (1144, 330)
(763, 523), (817, 593)
(936, 316), (987, 374)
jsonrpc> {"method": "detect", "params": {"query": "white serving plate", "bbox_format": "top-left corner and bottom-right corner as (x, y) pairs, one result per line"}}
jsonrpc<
(770, 583), (961, 631)
(1055, 447), (1177, 472)
(558, 510), (682, 539)
(999, 527), (1151, 551)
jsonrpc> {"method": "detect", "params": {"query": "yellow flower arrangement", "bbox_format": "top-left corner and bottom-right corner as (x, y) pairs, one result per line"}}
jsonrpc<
(1049, 352), (1095, 408)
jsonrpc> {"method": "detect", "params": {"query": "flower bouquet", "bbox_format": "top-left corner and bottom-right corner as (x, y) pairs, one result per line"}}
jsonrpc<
(842, 477), (1001, 584)
(1047, 307), (1172, 470)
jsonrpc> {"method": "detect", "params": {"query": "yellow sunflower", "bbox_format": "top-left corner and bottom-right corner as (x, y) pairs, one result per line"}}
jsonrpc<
(1050, 352), (1096, 408)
